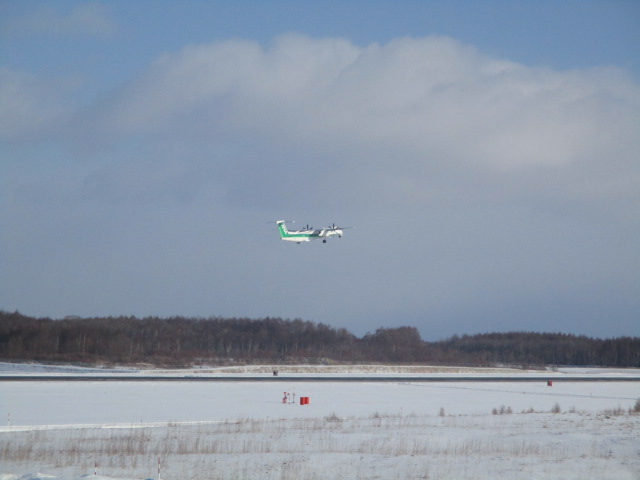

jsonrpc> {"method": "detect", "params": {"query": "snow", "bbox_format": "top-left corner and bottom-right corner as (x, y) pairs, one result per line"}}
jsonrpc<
(1, 364), (639, 479)
(0, 476), (131, 480)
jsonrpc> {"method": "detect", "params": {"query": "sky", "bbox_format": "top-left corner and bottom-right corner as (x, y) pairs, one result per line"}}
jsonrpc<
(1, 1), (639, 341)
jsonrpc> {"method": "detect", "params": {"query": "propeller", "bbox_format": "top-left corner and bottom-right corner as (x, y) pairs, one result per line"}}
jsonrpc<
(327, 223), (353, 230)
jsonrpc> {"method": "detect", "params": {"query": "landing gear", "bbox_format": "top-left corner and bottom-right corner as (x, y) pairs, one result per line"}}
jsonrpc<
(322, 239), (327, 243)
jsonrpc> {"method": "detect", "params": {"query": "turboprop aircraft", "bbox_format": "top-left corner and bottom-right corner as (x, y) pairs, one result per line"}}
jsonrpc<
(275, 220), (351, 244)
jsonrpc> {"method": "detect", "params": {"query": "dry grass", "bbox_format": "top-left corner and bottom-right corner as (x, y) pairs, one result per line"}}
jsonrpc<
(2, 410), (638, 480)
(492, 405), (513, 415)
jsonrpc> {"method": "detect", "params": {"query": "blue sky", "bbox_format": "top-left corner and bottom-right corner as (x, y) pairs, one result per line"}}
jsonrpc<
(1, 1), (639, 340)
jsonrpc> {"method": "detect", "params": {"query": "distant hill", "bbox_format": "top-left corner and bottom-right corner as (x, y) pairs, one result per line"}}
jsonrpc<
(1, 311), (638, 367)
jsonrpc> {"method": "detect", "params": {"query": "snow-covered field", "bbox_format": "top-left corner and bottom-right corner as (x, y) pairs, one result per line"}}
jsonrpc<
(1, 363), (639, 479)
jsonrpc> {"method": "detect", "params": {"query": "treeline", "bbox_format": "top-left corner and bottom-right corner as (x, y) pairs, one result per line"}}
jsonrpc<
(1, 311), (639, 367)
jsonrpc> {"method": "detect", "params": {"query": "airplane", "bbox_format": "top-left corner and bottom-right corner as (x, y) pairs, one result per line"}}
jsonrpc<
(275, 220), (351, 244)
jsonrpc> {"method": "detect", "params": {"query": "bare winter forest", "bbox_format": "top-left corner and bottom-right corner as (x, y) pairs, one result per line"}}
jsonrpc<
(1, 311), (638, 367)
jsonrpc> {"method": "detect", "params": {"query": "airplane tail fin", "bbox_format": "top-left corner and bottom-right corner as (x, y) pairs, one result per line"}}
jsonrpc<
(276, 220), (289, 239)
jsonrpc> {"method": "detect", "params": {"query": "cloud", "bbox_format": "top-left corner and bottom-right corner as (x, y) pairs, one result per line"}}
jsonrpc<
(4, 2), (117, 37)
(0, 67), (75, 140)
(80, 34), (640, 209)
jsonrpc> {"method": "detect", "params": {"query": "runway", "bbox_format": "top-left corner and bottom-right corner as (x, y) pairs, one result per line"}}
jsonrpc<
(2, 375), (639, 382)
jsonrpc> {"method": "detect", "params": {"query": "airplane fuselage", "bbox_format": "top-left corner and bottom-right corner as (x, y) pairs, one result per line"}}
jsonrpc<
(276, 221), (343, 243)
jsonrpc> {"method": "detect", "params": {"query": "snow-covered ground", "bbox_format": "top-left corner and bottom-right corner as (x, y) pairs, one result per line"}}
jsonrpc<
(1, 363), (639, 479)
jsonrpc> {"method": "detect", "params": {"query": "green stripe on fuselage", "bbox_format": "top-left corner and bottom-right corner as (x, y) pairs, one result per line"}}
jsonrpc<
(278, 222), (321, 240)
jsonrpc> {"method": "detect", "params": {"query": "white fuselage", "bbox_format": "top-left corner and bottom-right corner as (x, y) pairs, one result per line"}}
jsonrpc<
(280, 228), (343, 242)
(276, 220), (344, 243)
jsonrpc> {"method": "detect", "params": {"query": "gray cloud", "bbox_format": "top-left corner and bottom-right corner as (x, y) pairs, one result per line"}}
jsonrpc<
(0, 67), (76, 140)
(81, 35), (640, 206)
(3, 2), (117, 37)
